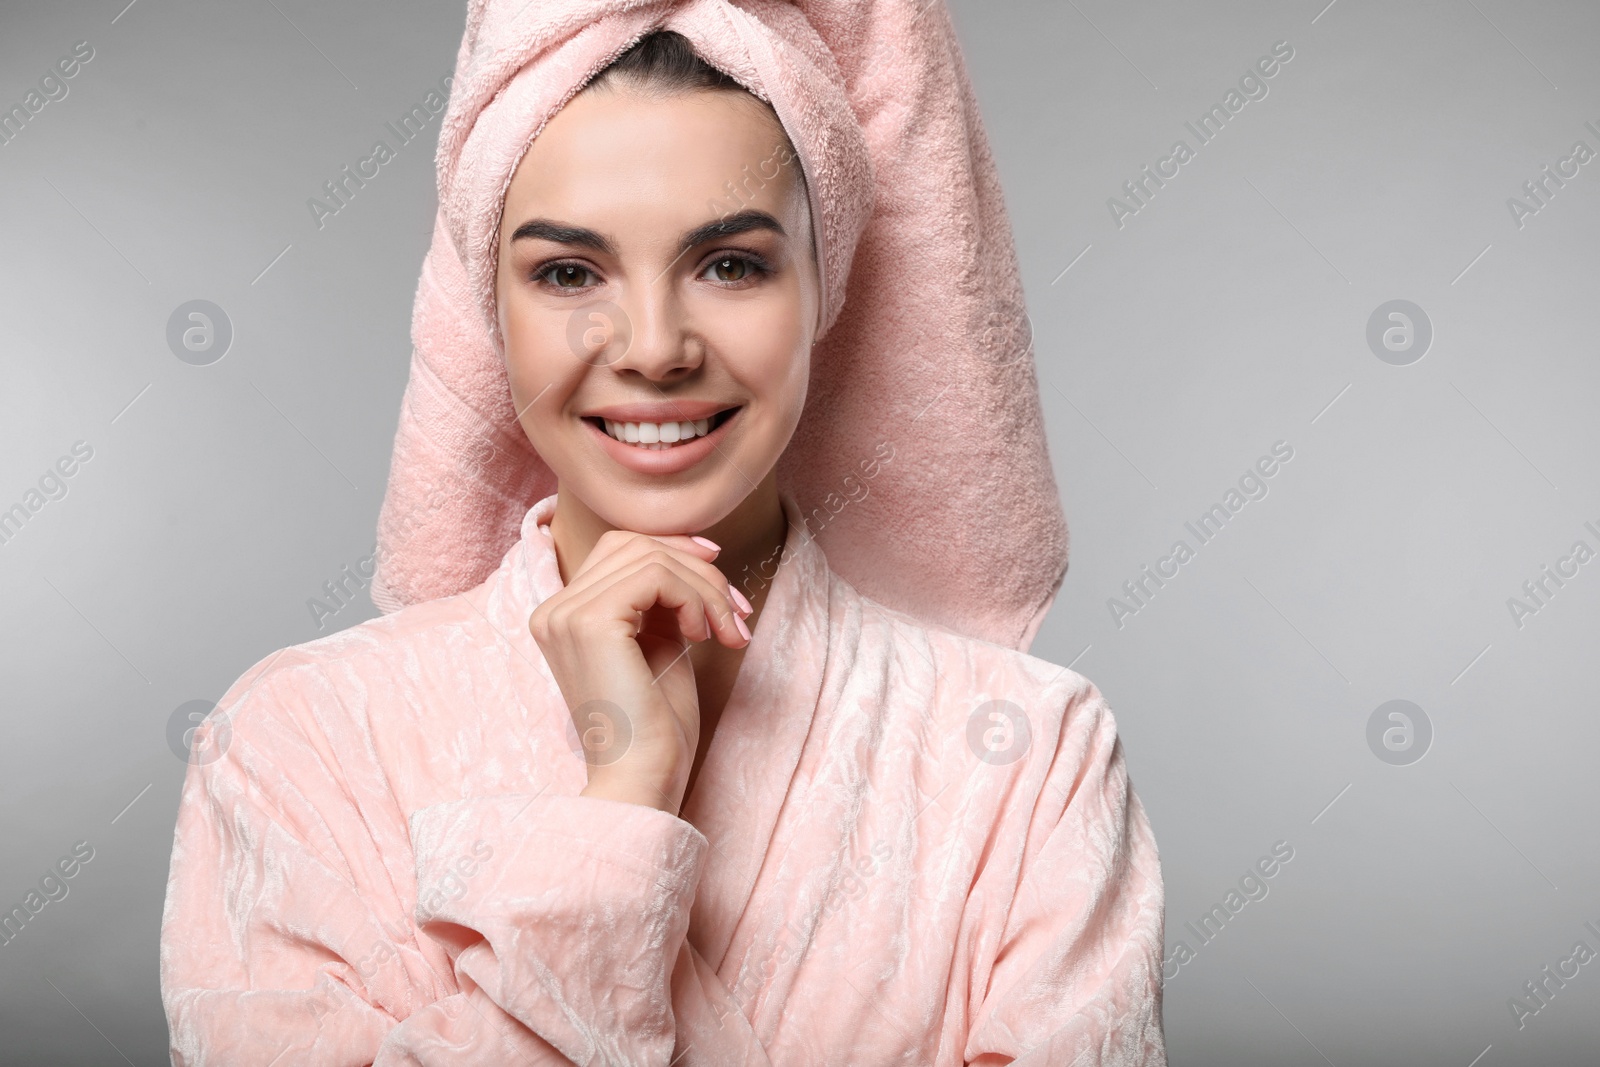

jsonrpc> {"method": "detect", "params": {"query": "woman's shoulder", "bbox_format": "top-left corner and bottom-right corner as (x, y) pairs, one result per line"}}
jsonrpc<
(245, 584), (489, 669)
(840, 578), (1113, 736)
(205, 584), (505, 743)
(833, 583), (1140, 858)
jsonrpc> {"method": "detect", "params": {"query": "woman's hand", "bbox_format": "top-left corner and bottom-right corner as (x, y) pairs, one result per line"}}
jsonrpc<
(528, 531), (753, 815)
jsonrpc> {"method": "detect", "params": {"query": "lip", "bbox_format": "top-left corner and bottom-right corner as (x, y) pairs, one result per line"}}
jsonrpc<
(584, 406), (741, 475)
(581, 399), (736, 422)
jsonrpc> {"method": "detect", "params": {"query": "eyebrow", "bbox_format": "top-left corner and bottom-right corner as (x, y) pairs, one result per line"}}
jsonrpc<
(509, 208), (787, 256)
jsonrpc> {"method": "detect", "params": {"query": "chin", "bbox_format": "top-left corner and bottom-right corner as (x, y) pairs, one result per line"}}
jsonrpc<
(581, 477), (751, 536)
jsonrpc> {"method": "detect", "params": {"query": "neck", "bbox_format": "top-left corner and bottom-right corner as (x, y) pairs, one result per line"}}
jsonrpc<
(548, 473), (790, 618)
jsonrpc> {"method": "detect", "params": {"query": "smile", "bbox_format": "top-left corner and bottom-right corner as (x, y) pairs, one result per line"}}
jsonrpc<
(580, 406), (741, 475)
(587, 408), (737, 450)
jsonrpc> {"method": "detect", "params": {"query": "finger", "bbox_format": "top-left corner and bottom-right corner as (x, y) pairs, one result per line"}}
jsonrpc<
(567, 554), (748, 649)
(533, 540), (743, 650)
(549, 558), (712, 645)
(566, 532), (711, 593)
(614, 562), (725, 645)
(572, 528), (720, 582)
(623, 551), (750, 645)
(614, 552), (750, 648)
(568, 536), (748, 624)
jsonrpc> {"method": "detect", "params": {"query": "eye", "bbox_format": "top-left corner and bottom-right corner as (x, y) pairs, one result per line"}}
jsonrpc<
(700, 253), (770, 285)
(533, 261), (598, 290)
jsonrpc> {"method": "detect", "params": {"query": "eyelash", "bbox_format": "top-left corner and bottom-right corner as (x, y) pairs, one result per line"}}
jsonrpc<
(530, 251), (772, 292)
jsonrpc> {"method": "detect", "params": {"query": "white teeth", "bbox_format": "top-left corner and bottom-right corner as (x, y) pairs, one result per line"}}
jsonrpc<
(601, 417), (716, 448)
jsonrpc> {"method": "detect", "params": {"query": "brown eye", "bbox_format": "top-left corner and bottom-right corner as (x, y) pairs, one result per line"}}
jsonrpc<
(709, 257), (748, 282)
(549, 264), (591, 288)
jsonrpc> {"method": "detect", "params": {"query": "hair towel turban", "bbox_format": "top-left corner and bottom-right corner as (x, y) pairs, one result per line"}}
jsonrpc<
(370, 0), (1070, 651)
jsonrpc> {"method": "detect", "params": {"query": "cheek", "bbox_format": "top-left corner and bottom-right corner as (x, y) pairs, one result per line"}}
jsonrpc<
(501, 321), (548, 400)
(707, 299), (810, 416)
(499, 287), (574, 390)
(497, 293), (581, 445)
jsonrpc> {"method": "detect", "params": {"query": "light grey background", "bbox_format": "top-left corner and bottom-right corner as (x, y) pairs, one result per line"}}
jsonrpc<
(2, 0), (1597, 1063)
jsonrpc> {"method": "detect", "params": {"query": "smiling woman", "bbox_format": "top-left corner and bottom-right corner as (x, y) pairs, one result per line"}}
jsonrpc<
(159, 5), (1166, 1065)
(496, 75), (816, 529)
(488, 36), (828, 808)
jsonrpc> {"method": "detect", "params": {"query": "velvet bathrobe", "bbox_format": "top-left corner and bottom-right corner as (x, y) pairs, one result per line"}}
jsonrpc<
(160, 491), (1167, 1065)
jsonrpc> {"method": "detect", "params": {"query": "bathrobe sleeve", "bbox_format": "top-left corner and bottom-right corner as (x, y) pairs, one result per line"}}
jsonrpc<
(159, 658), (774, 1067)
(402, 792), (779, 1066)
(956, 678), (1167, 1066)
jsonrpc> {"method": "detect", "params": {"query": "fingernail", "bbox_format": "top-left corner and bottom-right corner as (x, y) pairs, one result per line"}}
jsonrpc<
(734, 612), (751, 642)
(728, 584), (753, 615)
(691, 535), (720, 552)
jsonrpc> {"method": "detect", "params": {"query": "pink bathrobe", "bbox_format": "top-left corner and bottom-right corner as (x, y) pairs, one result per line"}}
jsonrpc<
(160, 491), (1166, 1065)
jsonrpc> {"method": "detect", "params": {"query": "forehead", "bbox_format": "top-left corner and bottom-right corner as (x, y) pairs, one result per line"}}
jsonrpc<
(505, 87), (804, 225)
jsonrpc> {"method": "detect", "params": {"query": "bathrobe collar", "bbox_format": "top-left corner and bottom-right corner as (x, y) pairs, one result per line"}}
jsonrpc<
(498, 489), (836, 970)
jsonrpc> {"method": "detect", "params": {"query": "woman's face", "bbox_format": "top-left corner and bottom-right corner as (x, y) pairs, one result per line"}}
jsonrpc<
(495, 83), (818, 537)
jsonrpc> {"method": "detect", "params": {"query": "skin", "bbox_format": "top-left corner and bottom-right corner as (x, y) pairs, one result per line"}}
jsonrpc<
(494, 79), (820, 816)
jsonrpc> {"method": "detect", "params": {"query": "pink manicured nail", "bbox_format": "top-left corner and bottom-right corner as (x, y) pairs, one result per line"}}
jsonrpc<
(691, 535), (720, 552)
(733, 612), (751, 642)
(729, 584), (753, 615)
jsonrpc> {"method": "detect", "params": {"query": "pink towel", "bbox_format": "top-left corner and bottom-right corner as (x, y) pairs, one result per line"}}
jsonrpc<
(370, 0), (1069, 650)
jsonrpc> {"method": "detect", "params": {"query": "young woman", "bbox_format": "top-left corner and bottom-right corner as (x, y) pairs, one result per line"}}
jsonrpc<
(161, 10), (1166, 1066)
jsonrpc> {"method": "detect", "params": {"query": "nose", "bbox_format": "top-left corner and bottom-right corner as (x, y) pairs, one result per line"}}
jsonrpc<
(609, 280), (701, 381)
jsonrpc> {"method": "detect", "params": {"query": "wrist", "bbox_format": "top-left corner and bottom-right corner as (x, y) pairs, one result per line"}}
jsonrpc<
(580, 772), (681, 814)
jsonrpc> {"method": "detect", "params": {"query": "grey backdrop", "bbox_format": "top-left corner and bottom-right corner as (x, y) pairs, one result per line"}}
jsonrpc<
(3, 0), (1597, 1063)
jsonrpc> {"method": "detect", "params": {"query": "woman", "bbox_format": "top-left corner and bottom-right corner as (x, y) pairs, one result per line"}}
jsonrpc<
(160, 5), (1166, 1064)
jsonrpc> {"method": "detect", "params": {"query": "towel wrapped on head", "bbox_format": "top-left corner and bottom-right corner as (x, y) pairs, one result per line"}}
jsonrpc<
(371, 0), (1069, 651)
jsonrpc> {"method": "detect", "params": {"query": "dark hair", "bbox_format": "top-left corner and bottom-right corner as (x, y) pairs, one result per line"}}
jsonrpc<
(588, 29), (744, 96)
